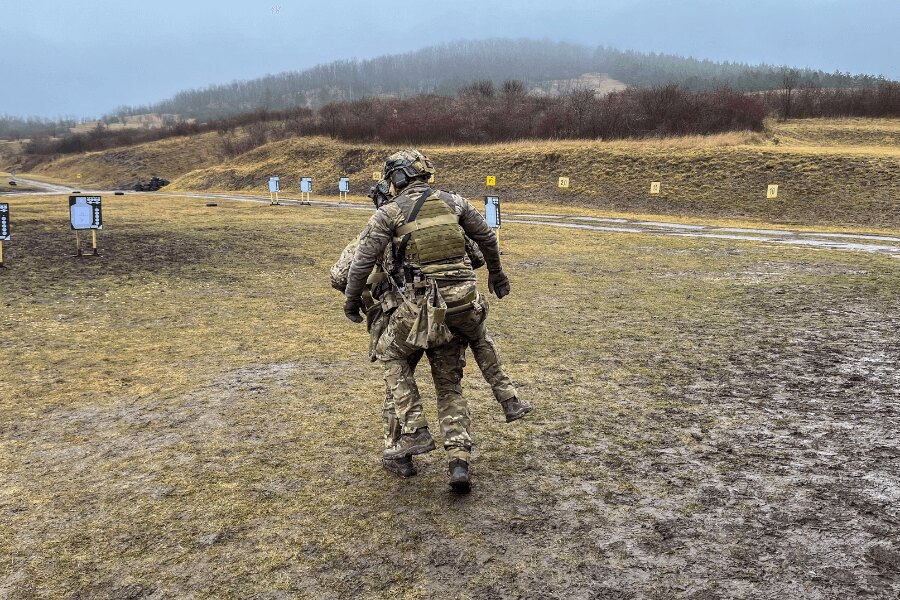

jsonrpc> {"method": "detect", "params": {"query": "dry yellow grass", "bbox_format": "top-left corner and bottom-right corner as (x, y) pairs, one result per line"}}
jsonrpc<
(19, 118), (900, 230)
(29, 131), (231, 189)
(2, 192), (898, 598)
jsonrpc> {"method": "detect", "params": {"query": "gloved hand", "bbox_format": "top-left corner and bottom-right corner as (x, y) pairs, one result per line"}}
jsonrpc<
(488, 271), (510, 299)
(344, 297), (364, 323)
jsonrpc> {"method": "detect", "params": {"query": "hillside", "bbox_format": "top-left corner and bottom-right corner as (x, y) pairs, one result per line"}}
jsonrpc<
(24, 119), (900, 230)
(29, 132), (232, 189)
(117, 39), (884, 121)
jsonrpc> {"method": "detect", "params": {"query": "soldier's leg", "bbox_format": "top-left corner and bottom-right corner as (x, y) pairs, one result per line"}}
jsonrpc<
(377, 302), (429, 435)
(427, 337), (471, 463)
(381, 350), (424, 477)
(448, 297), (531, 422)
(382, 349), (425, 450)
(469, 330), (517, 403)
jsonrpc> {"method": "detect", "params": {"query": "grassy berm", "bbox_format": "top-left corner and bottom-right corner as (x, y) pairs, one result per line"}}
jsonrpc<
(23, 118), (900, 230)
(1, 194), (899, 599)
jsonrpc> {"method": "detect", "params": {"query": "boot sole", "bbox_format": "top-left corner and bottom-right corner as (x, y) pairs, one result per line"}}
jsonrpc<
(450, 478), (471, 493)
(383, 460), (418, 478)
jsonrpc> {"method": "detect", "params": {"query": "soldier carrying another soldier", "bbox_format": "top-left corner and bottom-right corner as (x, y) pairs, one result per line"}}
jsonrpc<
(342, 149), (530, 492)
(332, 176), (531, 484)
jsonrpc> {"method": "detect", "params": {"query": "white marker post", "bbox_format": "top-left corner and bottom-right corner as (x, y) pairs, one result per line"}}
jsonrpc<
(0, 203), (9, 267)
(300, 177), (312, 205)
(485, 195), (503, 254)
(268, 177), (281, 205)
(69, 195), (102, 257)
(338, 177), (350, 202)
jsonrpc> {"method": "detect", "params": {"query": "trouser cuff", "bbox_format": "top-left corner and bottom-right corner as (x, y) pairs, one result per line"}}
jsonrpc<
(401, 418), (429, 435)
(447, 447), (470, 462)
(495, 389), (518, 402)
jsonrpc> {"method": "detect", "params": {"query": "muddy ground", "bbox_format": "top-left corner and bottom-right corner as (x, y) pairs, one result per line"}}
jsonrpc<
(1, 195), (898, 599)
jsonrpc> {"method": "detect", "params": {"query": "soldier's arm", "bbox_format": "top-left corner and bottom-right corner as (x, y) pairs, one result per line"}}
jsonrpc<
(330, 239), (360, 292)
(465, 235), (486, 269)
(345, 208), (396, 302)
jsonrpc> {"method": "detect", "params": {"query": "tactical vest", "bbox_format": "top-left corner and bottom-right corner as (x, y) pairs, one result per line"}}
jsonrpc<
(394, 191), (466, 271)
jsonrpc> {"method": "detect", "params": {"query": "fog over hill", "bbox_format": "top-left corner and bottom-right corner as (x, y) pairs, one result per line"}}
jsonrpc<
(115, 39), (886, 122)
(2, 0), (898, 119)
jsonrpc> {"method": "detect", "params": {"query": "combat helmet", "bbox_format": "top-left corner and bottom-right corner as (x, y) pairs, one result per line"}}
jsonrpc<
(382, 148), (435, 191)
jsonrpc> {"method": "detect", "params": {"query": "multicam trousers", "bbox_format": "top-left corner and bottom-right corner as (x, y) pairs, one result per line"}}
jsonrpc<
(375, 283), (511, 462)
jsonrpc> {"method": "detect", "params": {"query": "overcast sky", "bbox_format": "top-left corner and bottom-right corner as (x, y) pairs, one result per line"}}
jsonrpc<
(2, 0), (897, 119)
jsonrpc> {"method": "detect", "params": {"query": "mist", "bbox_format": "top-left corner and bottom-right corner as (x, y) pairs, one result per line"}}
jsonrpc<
(2, 0), (897, 118)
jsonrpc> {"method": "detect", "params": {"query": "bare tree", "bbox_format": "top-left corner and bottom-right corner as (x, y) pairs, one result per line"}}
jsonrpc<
(780, 69), (800, 120)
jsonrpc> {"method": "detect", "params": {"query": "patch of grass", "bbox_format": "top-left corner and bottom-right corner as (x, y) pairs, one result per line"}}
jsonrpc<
(23, 118), (900, 229)
(2, 194), (899, 597)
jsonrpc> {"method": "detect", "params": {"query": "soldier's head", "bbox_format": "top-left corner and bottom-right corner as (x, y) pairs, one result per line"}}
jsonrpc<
(382, 148), (434, 194)
(367, 179), (392, 209)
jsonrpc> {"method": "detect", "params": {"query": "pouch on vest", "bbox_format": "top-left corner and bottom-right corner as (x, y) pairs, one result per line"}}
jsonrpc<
(406, 280), (454, 349)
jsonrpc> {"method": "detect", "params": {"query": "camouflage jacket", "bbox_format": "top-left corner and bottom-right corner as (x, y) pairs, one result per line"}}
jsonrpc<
(345, 182), (501, 303)
(331, 235), (484, 293)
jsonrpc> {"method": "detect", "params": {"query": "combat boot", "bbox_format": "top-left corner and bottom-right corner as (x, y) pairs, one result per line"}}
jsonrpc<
(382, 455), (417, 478)
(501, 396), (533, 423)
(448, 459), (471, 493)
(383, 427), (436, 459)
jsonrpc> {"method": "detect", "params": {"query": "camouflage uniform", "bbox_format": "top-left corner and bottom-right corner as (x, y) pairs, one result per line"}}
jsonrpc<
(345, 181), (507, 462)
(332, 236), (516, 454)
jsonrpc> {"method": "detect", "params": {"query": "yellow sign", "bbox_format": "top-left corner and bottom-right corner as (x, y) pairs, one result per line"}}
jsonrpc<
(767, 184), (779, 199)
(486, 175), (496, 187)
(650, 181), (661, 194)
(77, 173), (82, 179)
(372, 171), (380, 181)
(558, 177), (570, 189)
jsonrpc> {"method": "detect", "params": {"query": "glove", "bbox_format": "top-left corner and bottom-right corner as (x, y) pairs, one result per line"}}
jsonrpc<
(344, 297), (364, 323)
(488, 271), (510, 299)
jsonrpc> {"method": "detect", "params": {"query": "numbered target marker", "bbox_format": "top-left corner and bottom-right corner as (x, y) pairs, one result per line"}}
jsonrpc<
(767, 184), (779, 199)
(650, 181), (661, 194)
(558, 177), (570, 189)
(486, 175), (496, 187)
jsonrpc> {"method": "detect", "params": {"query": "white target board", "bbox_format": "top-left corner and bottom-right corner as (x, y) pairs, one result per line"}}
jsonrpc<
(69, 196), (102, 230)
(338, 177), (350, 193)
(300, 177), (312, 193)
(485, 195), (501, 229)
(0, 203), (9, 240)
(268, 177), (280, 193)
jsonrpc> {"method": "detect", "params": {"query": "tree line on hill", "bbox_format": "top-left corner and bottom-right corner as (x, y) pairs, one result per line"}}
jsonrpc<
(114, 39), (884, 121)
(20, 78), (900, 160)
